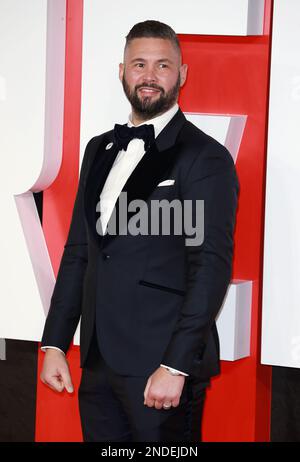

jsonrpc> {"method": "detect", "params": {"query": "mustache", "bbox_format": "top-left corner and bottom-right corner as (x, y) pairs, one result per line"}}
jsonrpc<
(135, 83), (164, 93)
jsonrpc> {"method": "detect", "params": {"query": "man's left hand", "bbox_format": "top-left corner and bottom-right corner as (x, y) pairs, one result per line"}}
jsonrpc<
(144, 367), (186, 409)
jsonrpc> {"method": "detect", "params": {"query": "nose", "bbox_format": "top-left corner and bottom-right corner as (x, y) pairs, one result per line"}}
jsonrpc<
(142, 65), (158, 83)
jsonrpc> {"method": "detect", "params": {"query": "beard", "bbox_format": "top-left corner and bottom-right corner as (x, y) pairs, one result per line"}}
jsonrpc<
(122, 72), (181, 121)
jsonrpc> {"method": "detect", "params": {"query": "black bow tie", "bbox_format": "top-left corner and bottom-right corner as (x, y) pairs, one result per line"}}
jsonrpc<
(113, 123), (155, 152)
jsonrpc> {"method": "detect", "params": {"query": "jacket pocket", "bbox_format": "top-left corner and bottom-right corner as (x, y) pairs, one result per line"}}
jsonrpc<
(138, 280), (186, 296)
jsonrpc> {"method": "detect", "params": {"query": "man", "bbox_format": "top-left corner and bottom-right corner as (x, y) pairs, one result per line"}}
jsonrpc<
(40, 20), (239, 442)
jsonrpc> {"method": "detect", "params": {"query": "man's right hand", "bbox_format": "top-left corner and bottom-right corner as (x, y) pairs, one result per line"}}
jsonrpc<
(40, 349), (74, 393)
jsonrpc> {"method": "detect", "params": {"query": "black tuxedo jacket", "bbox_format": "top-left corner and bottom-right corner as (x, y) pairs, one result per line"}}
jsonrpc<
(41, 108), (239, 379)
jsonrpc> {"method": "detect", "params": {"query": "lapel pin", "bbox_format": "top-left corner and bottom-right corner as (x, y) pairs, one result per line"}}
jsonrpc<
(105, 142), (114, 150)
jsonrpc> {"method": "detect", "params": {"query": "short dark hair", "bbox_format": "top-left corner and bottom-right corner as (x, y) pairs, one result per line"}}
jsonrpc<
(125, 20), (181, 56)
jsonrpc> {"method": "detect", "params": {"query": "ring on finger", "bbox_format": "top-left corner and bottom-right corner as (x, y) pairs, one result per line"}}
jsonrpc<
(162, 402), (172, 409)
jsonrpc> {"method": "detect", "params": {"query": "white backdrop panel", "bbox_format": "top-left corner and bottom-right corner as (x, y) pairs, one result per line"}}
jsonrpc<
(0, 0), (66, 341)
(261, 0), (300, 368)
(80, 0), (264, 161)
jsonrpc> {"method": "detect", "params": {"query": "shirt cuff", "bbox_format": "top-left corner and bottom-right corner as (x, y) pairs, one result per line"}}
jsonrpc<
(160, 364), (189, 376)
(41, 346), (65, 356)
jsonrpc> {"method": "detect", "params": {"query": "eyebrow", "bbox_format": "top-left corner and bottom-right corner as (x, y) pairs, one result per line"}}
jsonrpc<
(130, 58), (174, 64)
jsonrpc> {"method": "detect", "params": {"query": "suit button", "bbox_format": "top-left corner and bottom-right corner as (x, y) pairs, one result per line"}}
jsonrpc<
(102, 253), (110, 260)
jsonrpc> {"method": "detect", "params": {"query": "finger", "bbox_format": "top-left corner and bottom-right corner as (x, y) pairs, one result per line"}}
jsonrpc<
(145, 398), (155, 408)
(162, 400), (173, 410)
(60, 369), (74, 393)
(172, 398), (180, 407)
(48, 381), (64, 393)
(44, 375), (65, 393)
(154, 400), (163, 410)
(144, 378), (151, 403)
(146, 388), (163, 408)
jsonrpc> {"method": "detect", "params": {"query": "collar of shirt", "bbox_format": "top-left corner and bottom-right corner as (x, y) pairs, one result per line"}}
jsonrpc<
(127, 103), (179, 139)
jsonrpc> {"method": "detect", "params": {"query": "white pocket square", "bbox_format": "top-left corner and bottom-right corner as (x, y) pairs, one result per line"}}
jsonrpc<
(157, 179), (175, 187)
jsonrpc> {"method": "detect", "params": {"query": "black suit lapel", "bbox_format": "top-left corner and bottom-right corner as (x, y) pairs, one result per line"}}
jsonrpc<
(84, 135), (120, 246)
(84, 108), (187, 248)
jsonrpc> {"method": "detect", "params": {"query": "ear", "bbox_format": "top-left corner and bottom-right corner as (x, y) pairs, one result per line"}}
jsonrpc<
(179, 63), (188, 87)
(119, 63), (124, 82)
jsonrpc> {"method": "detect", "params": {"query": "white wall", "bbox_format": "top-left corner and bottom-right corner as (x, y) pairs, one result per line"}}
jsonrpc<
(261, 0), (300, 368)
(0, 0), (66, 341)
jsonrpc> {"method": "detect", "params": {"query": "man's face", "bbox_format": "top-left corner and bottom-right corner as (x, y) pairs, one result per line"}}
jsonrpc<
(119, 37), (188, 121)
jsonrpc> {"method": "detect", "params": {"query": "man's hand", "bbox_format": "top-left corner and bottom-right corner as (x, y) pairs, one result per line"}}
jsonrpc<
(144, 367), (186, 409)
(40, 349), (74, 394)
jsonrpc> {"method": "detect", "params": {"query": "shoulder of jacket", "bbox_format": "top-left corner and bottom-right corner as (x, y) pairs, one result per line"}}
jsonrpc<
(86, 129), (115, 151)
(179, 120), (233, 167)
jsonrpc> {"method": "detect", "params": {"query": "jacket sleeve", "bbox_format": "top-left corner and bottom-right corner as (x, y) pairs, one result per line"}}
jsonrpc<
(160, 141), (239, 375)
(41, 137), (96, 353)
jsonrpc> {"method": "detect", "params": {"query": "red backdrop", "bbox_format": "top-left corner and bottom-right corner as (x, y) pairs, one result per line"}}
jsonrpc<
(35, 0), (273, 442)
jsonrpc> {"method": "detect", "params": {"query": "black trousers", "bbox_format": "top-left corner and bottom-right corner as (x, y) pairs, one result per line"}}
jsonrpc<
(78, 331), (210, 442)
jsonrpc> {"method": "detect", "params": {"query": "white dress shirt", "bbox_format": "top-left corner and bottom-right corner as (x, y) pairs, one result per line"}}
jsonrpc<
(42, 102), (188, 377)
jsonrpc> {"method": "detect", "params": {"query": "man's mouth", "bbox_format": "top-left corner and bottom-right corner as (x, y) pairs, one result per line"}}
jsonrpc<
(138, 87), (161, 96)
